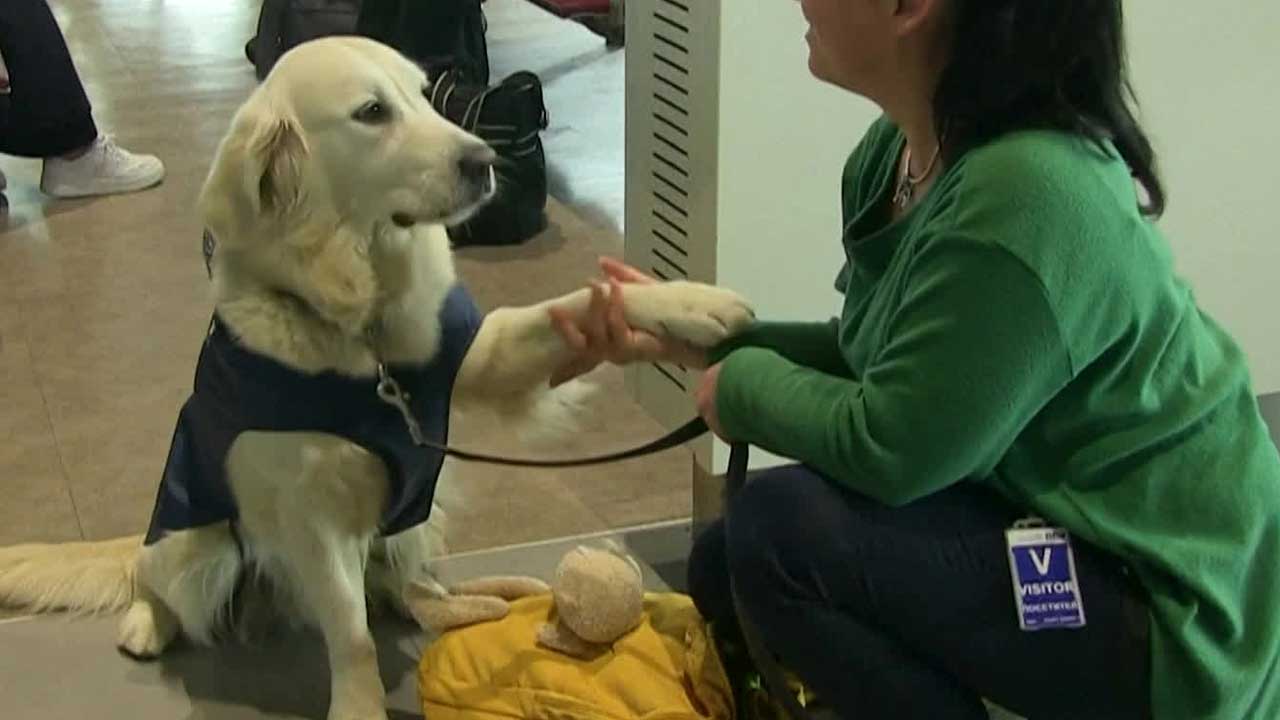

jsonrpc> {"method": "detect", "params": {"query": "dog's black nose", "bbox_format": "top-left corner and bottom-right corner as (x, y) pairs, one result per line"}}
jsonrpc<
(459, 145), (496, 190)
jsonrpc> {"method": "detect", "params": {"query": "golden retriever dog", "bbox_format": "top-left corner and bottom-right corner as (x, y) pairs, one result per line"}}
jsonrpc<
(0, 37), (751, 720)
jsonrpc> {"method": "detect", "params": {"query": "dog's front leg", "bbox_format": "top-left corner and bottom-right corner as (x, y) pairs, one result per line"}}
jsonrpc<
(454, 281), (754, 403)
(281, 525), (386, 720)
(228, 434), (390, 720)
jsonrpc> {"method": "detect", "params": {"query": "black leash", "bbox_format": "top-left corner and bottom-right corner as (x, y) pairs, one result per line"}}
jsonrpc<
(407, 415), (711, 468)
(375, 360), (714, 468)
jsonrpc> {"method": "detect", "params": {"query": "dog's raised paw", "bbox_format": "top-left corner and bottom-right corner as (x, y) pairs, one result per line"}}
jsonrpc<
(626, 281), (755, 348)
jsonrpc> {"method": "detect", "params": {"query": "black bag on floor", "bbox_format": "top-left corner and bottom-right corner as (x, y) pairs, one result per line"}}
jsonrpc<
(357, 0), (490, 85)
(429, 69), (549, 247)
(246, 0), (363, 80)
(247, 0), (489, 86)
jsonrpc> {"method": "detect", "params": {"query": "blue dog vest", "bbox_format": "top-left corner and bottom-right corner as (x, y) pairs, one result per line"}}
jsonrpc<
(143, 285), (484, 545)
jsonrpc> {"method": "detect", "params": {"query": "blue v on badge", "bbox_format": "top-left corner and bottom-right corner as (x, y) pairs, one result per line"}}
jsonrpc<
(1006, 518), (1087, 631)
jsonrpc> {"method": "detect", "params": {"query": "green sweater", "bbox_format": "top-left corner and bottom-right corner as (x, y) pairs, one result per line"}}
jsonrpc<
(712, 117), (1280, 719)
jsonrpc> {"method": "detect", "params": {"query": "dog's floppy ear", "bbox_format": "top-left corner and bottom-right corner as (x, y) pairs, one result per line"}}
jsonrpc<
(199, 98), (308, 242)
(250, 114), (307, 215)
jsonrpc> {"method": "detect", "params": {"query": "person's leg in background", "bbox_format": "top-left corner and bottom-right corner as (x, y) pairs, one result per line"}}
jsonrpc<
(688, 466), (1152, 720)
(0, 0), (164, 198)
(0, 46), (7, 195)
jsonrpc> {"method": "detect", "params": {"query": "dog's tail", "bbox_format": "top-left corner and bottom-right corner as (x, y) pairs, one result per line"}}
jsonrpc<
(0, 536), (140, 615)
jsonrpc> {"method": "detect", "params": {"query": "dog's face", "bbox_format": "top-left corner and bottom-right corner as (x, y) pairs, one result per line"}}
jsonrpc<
(279, 38), (496, 229)
(201, 37), (495, 243)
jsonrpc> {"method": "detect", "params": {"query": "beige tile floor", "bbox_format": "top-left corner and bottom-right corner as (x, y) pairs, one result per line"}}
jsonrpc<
(0, 0), (689, 553)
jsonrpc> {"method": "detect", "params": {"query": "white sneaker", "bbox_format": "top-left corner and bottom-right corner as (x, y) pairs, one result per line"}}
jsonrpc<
(40, 135), (165, 199)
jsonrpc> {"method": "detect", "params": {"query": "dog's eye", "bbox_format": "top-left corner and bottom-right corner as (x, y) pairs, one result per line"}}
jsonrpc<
(352, 100), (390, 125)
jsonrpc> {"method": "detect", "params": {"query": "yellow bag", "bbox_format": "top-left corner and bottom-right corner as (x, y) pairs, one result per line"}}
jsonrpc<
(418, 592), (736, 720)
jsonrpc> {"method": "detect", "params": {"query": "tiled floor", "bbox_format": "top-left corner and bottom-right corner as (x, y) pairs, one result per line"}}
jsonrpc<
(0, 0), (682, 554)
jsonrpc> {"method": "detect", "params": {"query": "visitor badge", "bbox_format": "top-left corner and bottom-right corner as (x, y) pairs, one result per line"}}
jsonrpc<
(1006, 519), (1086, 631)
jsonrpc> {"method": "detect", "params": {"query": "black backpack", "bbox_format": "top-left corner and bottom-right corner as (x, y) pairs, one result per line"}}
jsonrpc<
(246, 0), (363, 80)
(357, 0), (489, 85)
(238, 0), (545, 247)
(247, 0), (488, 85)
(429, 69), (549, 247)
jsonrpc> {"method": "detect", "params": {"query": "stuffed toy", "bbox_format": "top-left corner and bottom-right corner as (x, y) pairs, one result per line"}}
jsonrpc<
(414, 543), (735, 720)
(408, 543), (645, 658)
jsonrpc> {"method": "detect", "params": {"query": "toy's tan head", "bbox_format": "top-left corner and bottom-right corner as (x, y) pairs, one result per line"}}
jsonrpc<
(549, 545), (644, 645)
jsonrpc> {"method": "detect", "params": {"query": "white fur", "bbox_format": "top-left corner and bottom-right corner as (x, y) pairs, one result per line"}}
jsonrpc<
(0, 37), (753, 720)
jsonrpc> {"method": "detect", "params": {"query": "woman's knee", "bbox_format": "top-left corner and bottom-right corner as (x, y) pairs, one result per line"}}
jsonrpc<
(723, 466), (854, 601)
(687, 519), (735, 626)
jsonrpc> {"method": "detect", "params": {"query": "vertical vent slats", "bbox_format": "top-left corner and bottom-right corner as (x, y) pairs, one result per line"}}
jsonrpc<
(654, 73), (689, 96)
(653, 151), (688, 178)
(652, 92), (689, 116)
(654, 53), (688, 76)
(652, 227), (688, 257)
(653, 132), (688, 157)
(652, 170), (688, 198)
(653, 190), (688, 218)
(653, 112), (688, 137)
(642, 0), (697, 392)
(652, 247), (688, 278)
(654, 12), (690, 34)
(652, 209), (686, 237)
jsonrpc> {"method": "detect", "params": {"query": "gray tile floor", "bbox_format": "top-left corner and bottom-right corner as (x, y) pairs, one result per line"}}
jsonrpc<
(0, 615), (428, 720)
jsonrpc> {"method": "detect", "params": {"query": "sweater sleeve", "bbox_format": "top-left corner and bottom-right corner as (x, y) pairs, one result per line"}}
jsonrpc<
(708, 319), (849, 378)
(714, 238), (1073, 506)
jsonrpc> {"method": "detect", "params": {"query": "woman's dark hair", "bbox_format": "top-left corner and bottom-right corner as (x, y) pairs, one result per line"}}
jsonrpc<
(934, 0), (1165, 216)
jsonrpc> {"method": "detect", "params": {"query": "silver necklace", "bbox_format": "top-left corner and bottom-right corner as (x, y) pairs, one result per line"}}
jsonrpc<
(892, 141), (942, 209)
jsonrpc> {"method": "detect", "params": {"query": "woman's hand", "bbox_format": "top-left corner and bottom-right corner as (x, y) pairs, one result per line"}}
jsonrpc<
(548, 258), (707, 387)
(694, 362), (730, 440)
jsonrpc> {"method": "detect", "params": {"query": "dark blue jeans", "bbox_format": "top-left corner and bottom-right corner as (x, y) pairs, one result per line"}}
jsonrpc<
(688, 464), (1151, 720)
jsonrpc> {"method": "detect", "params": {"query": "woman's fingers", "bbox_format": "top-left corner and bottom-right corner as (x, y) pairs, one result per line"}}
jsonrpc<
(667, 340), (709, 370)
(605, 279), (632, 348)
(549, 304), (602, 387)
(606, 279), (671, 362)
(583, 282), (610, 346)
(627, 331), (668, 361)
(599, 257), (656, 285)
(548, 261), (706, 386)
(548, 306), (588, 353)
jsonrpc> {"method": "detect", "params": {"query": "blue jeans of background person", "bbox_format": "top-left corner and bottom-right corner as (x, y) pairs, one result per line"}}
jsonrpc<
(688, 464), (1152, 719)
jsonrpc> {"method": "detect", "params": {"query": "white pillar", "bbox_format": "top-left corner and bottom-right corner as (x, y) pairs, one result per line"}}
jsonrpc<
(624, 0), (877, 476)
